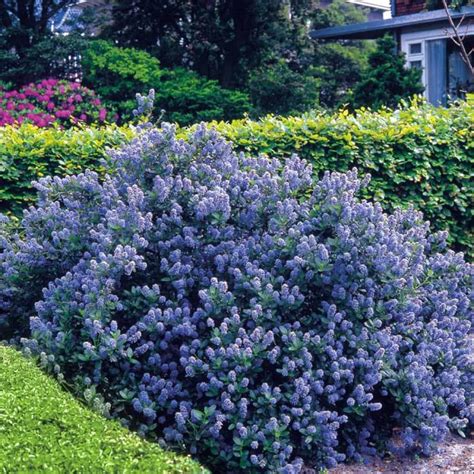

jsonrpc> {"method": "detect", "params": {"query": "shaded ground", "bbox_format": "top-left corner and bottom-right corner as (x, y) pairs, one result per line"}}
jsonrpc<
(329, 433), (474, 473)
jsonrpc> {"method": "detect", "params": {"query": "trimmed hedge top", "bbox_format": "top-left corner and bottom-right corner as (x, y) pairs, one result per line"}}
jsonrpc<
(0, 100), (472, 256)
(0, 123), (134, 214)
(0, 345), (207, 473)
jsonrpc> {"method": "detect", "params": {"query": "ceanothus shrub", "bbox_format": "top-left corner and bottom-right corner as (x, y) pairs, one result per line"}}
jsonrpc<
(1, 124), (472, 472)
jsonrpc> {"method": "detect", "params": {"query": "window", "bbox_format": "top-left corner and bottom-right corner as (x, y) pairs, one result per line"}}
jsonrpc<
(409, 43), (422, 55)
(405, 40), (425, 83)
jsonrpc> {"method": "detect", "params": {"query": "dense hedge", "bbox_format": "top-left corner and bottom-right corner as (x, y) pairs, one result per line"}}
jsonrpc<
(1, 101), (472, 256)
(0, 123), (133, 214)
(0, 346), (207, 473)
(209, 101), (473, 256)
(3, 125), (472, 472)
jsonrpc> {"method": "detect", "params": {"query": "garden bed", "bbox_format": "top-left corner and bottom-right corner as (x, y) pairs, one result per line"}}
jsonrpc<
(328, 434), (474, 473)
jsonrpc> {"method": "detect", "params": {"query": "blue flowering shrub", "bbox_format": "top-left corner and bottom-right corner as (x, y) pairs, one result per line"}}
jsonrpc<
(1, 124), (473, 472)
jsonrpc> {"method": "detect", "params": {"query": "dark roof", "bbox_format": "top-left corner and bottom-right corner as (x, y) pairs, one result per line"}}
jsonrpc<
(310, 6), (474, 40)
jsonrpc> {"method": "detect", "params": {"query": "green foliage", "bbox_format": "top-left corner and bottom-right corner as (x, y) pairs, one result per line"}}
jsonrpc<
(106, 0), (301, 88)
(310, 0), (375, 108)
(0, 345), (207, 473)
(426, 0), (468, 9)
(248, 60), (320, 115)
(351, 35), (425, 110)
(81, 40), (251, 125)
(0, 123), (134, 214)
(207, 100), (474, 257)
(0, 35), (84, 87)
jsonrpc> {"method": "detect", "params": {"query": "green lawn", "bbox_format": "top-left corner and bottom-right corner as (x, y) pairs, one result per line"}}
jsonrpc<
(0, 346), (207, 473)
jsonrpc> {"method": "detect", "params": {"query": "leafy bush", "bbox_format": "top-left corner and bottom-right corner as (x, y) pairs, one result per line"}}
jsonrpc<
(0, 123), (133, 214)
(247, 60), (320, 116)
(0, 346), (207, 473)
(2, 125), (472, 472)
(0, 35), (85, 87)
(0, 79), (115, 128)
(81, 40), (251, 125)
(209, 100), (474, 257)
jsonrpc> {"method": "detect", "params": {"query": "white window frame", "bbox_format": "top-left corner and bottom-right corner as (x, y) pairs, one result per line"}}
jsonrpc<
(403, 40), (426, 91)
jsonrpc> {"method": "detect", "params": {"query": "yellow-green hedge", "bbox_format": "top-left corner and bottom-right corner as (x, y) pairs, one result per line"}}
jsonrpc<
(0, 123), (134, 214)
(1, 101), (472, 256)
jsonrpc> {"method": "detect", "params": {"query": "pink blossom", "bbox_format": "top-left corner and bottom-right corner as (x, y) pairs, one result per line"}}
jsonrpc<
(0, 79), (114, 128)
(55, 110), (72, 119)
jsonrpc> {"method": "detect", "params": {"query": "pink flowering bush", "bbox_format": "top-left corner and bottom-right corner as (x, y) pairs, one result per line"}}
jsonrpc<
(0, 79), (115, 128)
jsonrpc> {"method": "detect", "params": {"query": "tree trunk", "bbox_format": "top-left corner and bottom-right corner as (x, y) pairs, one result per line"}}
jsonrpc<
(220, 0), (254, 88)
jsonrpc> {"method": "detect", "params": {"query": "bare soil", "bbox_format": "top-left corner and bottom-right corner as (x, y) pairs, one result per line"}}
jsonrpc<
(328, 433), (474, 474)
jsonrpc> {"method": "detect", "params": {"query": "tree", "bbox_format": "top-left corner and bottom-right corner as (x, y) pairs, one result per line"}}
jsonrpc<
(0, 1), (75, 52)
(440, 0), (473, 75)
(351, 35), (424, 109)
(106, 0), (305, 88)
(310, 0), (375, 108)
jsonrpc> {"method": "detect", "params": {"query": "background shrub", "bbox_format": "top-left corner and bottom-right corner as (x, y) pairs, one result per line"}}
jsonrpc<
(2, 125), (472, 472)
(349, 35), (424, 110)
(0, 79), (115, 128)
(247, 60), (321, 116)
(81, 40), (251, 125)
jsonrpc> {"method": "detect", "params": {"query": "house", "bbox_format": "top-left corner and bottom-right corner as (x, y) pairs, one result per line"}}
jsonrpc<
(310, 1), (474, 105)
(319, 0), (392, 20)
(51, 0), (111, 35)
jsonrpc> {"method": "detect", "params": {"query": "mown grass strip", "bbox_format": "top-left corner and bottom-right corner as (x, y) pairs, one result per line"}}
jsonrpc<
(0, 346), (207, 473)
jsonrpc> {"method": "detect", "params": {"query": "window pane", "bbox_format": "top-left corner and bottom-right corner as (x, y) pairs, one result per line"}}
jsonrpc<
(410, 60), (422, 69)
(409, 43), (422, 55)
(426, 39), (447, 106)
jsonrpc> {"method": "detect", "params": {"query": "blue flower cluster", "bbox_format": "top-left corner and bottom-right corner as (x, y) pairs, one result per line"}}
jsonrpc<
(133, 89), (155, 118)
(1, 124), (472, 472)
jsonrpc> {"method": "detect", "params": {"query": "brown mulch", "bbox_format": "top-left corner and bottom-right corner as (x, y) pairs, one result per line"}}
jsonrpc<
(328, 434), (474, 473)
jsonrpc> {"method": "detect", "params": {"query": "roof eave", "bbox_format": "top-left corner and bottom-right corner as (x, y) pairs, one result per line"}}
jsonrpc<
(310, 6), (474, 40)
